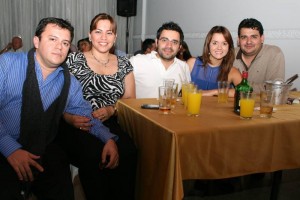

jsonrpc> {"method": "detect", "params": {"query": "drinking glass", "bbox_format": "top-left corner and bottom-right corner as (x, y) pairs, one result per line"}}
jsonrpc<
(217, 81), (230, 103)
(182, 82), (195, 108)
(240, 92), (256, 119)
(158, 86), (172, 114)
(163, 78), (175, 88)
(170, 83), (178, 109)
(181, 83), (188, 105)
(187, 88), (202, 117)
(260, 90), (274, 118)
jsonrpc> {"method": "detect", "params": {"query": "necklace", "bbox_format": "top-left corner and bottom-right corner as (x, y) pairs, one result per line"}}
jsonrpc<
(91, 51), (109, 67)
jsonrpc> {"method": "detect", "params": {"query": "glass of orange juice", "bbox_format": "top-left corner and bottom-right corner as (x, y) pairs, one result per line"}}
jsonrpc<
(240, 92), (256, 119)
(182, 83), (195, 108)
(187, 88), (202, 117)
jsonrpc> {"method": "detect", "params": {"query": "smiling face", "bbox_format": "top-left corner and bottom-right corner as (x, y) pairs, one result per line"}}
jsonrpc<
(89, 19), (116, 53)
(156, 30), (181, 61)
(33, 23), (71, 70)
(238, 28), (264, 57)
(209, 33), (229, 63)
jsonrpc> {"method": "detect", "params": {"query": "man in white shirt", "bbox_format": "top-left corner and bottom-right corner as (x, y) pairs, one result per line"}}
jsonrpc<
(130, 22), (191, 98)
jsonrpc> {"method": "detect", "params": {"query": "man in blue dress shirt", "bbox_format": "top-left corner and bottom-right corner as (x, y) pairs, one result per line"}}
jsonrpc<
(0, 17), (120, 199)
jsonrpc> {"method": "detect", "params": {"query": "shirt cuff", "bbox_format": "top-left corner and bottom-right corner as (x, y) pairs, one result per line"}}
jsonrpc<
(90, 119), (119, 143)
(0, 135), (22, 158)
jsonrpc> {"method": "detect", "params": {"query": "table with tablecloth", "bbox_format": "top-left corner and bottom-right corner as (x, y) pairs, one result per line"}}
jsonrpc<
(117, 92), (300, 200)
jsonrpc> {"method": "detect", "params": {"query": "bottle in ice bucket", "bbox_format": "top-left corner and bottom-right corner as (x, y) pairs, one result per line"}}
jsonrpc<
(234, 71), (253, 114)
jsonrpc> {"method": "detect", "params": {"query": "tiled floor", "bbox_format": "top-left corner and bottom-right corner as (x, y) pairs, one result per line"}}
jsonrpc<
(184, 169), (300, 200)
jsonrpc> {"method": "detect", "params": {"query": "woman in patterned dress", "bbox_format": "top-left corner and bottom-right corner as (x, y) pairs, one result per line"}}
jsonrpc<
(67, 16), (135, 122)
(62, 13), (137, 200)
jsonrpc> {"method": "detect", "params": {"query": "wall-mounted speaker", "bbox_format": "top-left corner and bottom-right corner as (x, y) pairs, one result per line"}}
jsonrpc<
(117, 0), (137, 17)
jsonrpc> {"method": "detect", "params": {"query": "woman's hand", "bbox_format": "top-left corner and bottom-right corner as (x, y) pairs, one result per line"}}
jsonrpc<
(92, 106), (115, 122)
(63, 113), (91, 131)
(202, 89), (218, 96)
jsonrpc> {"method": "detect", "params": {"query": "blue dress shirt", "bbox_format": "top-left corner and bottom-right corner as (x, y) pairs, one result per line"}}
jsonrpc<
(0, 52), (117, 158)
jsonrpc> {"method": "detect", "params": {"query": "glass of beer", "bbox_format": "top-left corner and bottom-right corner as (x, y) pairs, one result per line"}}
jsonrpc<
(260, 90), (274, 118)
(240, 92), (256, 119)
(217, 81), (230, 103)
(158, 86), (172, 114)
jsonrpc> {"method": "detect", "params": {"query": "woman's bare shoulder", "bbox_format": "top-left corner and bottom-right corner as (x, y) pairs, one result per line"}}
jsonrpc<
(186, 57), (197, 71)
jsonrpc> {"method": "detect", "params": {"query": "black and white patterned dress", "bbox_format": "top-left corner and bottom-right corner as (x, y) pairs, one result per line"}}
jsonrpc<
(64, 52), (137, 198)
(66, 52), (133, 110)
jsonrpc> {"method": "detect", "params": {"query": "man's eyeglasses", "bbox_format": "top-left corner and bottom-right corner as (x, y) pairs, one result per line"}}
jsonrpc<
(159, 37), (180, 46)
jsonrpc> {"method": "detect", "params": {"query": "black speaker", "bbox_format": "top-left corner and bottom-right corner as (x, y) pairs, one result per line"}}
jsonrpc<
(117, 0), (137, 17)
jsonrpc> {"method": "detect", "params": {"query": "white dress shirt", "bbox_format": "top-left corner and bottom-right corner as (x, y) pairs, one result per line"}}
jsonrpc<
(130, 51), (191, 98)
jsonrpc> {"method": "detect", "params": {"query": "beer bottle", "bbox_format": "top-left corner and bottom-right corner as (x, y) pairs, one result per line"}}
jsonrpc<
(234, 71), (253, 114)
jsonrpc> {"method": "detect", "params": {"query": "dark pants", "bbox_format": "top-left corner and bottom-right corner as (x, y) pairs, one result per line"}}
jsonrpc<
(58, 116), (137, 200)
(0, 142), (74, 200)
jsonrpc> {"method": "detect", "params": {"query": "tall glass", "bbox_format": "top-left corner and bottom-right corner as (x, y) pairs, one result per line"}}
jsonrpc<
(170, 83), (178, 109)
(240, 92), (256, 119)
(187, 88), (202, 117)
(217, 81), (230, 103)
(158, 86), (172, 114)
(260, 90), (274, 118)
(181, 83), (188, 105)
(163, 78), (175, 88)
(182, 82), (195, 108)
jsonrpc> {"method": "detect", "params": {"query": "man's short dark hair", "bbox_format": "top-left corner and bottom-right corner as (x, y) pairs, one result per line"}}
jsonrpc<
(142, 38), (155, 53)
(35, 17), (74, 42)
(156, 22), (184, 44)
(238, 18), (264, 37)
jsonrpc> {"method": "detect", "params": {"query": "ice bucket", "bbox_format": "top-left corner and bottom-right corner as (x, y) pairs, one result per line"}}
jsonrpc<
(264, 80), (292, 105)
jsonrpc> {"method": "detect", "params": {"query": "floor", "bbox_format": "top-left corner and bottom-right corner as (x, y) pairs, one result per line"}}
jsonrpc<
(73, 176), (86, 200)
(46, 168), (300, 200)
(184, 169), (300, 200)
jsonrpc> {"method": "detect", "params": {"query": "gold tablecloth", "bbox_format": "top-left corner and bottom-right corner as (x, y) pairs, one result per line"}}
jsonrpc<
(117, 93), (300, 200)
